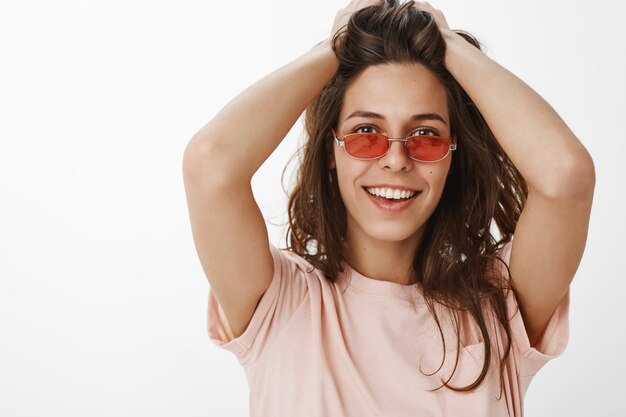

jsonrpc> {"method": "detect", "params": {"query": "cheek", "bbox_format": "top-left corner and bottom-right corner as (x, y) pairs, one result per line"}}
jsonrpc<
(423, 162), (451, 189)
(334, 161), (366, 202)
(334, 150), (354, 179)
(335, 164), (355, 196)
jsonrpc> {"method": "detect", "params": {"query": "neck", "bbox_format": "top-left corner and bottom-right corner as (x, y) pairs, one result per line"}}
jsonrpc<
(343, 229), (423, 286)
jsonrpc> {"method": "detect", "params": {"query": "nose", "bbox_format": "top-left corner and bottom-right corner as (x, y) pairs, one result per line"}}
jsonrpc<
(378, 139), (413, 171)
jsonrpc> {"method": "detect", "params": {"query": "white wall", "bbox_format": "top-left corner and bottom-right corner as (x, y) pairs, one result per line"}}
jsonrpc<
(0, 0), (623, 416)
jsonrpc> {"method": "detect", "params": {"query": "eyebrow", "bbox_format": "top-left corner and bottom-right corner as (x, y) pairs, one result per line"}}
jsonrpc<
(345, 110), (448, 126)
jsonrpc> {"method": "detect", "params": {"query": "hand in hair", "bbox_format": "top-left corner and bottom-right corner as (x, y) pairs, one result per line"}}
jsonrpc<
(411, 1), (453, 34)
(330, 0), (383, 40)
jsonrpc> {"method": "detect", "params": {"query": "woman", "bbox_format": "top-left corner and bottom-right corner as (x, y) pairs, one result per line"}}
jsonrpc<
(183, 1), (595, 415)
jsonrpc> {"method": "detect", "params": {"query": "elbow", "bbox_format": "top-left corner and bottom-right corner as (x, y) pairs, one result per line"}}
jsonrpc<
(183, 138), (210, 180)
(183, 137), (248, 189)
(551, 152), (596, 199)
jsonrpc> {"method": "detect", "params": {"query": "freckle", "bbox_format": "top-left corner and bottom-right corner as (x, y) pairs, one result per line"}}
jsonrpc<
(429, 170), (433, 174)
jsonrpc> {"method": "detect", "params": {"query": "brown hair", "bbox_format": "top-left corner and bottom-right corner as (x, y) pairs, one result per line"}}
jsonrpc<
(281, 0), (527, 397)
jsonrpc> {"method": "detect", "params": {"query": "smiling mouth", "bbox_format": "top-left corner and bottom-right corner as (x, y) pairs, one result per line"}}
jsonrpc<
(362, 187), (422, 202)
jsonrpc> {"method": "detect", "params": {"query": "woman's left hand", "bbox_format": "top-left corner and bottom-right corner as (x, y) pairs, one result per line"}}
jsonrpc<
(410, 1), (455, 39)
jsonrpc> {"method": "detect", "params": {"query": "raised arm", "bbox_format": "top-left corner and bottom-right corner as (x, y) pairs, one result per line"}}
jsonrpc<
(182, 39), (339, 338)
(412, 2), (594, 348)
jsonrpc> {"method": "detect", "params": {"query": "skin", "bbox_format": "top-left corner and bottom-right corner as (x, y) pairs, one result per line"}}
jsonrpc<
(329, 62), (453, 286)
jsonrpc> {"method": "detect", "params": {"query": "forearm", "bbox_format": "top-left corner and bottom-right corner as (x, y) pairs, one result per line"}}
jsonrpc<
(442, 31), (595, 197)
(185, 38), (339, 183)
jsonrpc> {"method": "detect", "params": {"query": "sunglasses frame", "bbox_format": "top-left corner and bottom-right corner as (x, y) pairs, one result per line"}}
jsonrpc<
(331, 128), (457, 163)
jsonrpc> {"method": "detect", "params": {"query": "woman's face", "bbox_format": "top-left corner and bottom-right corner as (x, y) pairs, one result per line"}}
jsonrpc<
(330, 62), (453, 245)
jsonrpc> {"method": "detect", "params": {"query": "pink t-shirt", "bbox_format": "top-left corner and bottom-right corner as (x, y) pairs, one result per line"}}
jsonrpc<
(207, 238), (569, 417)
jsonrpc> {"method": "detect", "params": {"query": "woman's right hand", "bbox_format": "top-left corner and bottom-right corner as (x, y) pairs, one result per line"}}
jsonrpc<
(330, 0), (382, 40)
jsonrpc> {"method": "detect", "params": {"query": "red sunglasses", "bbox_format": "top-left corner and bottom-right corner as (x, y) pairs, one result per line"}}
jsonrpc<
(331, 128), (457, 163)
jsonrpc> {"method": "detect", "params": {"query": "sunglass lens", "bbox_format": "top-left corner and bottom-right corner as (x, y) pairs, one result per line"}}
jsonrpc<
(407, 136), (449, 161)
(344, 134), (388, 159)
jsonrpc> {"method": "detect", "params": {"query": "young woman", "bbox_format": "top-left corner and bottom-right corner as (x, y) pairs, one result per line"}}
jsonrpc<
(183, 1), (595, 415)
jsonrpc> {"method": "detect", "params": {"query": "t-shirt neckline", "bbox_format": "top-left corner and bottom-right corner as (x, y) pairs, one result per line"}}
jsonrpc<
(339, 260), (421, 300)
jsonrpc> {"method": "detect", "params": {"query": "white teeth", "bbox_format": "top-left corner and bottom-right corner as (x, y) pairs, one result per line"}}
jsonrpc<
(365, 187), (417, 200)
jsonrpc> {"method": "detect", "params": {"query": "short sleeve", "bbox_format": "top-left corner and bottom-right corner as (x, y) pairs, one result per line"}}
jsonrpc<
(206, 243), (309, 365)
(497, 237), (571, 377)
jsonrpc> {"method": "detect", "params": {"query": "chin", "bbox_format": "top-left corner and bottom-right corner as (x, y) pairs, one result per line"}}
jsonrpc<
(363, 223), (423, 243)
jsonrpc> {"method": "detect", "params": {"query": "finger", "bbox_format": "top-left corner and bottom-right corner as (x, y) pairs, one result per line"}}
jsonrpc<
(412, 1), (436, 11)
(412, 1), (450, 30)
(333, 0), (382, 34)
(349, 0), (383, 12)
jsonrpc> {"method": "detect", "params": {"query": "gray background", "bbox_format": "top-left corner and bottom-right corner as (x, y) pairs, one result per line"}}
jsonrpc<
(1, 0), (624, 416)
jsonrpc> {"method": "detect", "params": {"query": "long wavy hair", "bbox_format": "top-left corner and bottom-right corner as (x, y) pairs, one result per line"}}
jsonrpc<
(281, 0), (528, 397)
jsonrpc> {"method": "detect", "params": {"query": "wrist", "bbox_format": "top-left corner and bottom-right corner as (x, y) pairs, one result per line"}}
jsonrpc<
(440, 28), (462, 43)
(443, 30), (484, 69)
(441, 29), (471, 54)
